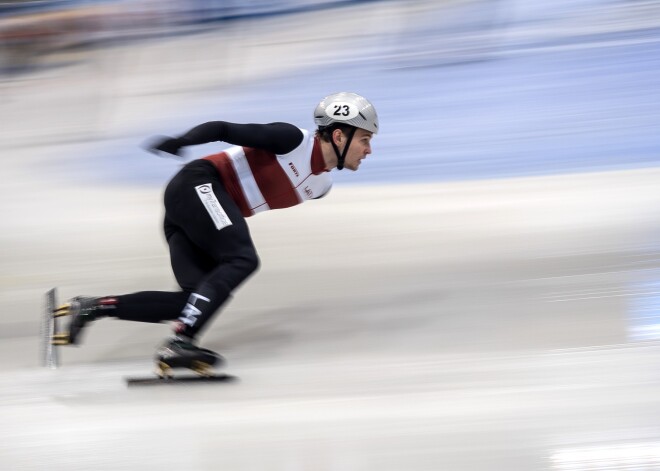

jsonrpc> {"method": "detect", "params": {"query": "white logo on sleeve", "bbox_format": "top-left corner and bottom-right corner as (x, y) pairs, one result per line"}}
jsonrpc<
(195, 183), (232, 230)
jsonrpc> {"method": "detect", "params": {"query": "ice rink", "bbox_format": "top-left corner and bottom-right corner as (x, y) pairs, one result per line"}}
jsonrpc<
(2, 1), (660, 469)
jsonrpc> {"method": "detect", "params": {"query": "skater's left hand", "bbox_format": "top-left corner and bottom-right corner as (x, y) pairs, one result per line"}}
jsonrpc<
(144, 136), (189, 158)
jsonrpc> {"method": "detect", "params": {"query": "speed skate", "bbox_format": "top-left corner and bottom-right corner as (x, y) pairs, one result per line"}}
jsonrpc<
(126, 352), (237, 386)
(125, 344), (237, 386)
(41, 288), (236, 386)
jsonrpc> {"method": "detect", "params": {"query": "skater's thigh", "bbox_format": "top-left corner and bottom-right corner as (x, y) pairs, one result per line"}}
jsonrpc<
(164, 166), (256, 261)
(165, 225), (216, 291)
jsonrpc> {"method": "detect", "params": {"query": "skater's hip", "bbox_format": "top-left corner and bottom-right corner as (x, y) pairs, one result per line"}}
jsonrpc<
(166, 160), (224, 194)
(177, 159), (222, 181)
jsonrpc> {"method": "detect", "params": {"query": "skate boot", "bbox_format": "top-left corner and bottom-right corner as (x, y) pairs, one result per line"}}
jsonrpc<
(155, 336), (223, 378)
(52, 296), (113, 345)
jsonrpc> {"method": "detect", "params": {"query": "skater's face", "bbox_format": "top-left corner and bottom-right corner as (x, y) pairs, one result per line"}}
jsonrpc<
(333, 128), (373, 171)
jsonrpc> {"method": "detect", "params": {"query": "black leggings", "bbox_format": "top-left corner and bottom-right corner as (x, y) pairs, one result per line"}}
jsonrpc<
(111, 160), (259, 339)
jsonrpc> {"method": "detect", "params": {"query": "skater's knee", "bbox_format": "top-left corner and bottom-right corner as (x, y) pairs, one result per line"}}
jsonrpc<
(241, 250), (260, 276)
(204, 250), (259, 293)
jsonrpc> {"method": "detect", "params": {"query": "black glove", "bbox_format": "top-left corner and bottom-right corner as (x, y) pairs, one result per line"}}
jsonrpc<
(144, 135), (190, 157)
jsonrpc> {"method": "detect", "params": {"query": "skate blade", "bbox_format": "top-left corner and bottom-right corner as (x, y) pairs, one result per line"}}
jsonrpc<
(155, 361), (215, 378)
(191, 361), (214, 377)
(126, 374), (237, 386)
(51, 333), (70, 345)
(53, 303), (72, 318)
(156, 362), (173, 379)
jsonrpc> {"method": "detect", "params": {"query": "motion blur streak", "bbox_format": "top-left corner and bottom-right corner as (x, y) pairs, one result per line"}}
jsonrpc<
(1, 1), (660, 470)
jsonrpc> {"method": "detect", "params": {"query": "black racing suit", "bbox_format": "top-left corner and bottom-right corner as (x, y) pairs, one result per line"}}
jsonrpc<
(109, 121), (304, 339)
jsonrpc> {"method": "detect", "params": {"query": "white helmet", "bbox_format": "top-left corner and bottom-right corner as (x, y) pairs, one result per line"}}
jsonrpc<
(314, 92), (378, 134)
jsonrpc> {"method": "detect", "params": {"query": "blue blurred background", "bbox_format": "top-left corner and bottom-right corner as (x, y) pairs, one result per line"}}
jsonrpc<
(2, 0), (659, 186)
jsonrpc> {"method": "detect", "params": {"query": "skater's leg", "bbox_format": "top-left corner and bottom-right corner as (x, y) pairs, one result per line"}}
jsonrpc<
(176, 241), (258, 339)
(112, 291), (189, 322)
(164, 163), (260, 340)
(165, 221), (216, 291)
(57, 290), (190, 345)
(154, 162), (259, 371)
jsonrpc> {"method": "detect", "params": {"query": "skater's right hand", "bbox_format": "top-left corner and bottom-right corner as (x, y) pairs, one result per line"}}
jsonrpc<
(144, 136), (190, 158)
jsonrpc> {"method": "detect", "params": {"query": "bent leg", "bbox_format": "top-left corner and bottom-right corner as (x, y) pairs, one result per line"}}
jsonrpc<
(164, 163), (260, 339)
(165, 216), (217, 291)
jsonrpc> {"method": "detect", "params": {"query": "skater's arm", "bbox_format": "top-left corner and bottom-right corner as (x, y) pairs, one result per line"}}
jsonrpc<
(182, 122), (304, 154)
(146, 122), (304, 157)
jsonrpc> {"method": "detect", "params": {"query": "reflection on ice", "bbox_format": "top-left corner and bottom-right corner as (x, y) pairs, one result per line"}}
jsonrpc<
(551, 442), (660, 470)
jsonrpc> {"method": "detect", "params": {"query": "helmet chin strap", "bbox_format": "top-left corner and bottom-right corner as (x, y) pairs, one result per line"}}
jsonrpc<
(331, 127), (357, 170)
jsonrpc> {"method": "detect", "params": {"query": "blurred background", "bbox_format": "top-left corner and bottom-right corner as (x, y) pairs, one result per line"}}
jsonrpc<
(1, 0), (660, 470)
